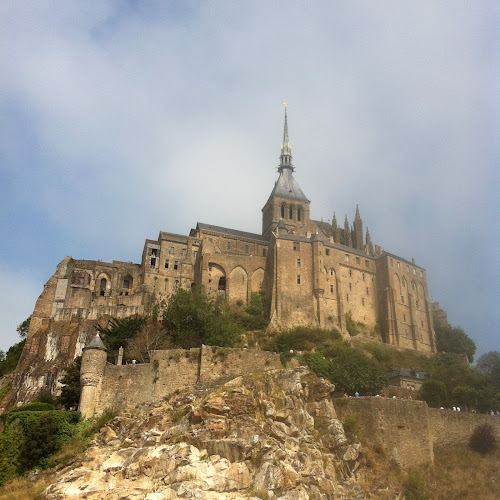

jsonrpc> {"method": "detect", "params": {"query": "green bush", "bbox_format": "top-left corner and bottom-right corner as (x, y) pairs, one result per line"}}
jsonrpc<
(419, 379), (447, 408)
(0, 340), (26, 377)
(97, 316), (146, 361)
(57, 356), (82, 410)
(342, 415), (359, 442)
(345, 311), (359, 336)
(469, 423), (497, 455)
(5, 403), (55, 415)
(265, 327), (341, 353)
(403, 470), (429, 500)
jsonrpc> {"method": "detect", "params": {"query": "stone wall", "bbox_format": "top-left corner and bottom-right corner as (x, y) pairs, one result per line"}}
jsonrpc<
(334, 397), (433, 467)
(86, 347), (282, 415)
(427, 407), (500, 448)
(334, 397), (500, 468)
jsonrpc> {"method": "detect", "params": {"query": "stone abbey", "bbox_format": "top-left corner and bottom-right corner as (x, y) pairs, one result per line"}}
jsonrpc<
(10, 109), (437, 407)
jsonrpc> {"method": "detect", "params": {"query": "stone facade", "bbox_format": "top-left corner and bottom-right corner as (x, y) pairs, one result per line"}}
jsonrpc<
(9, 108), (437, 407)
(79, 343), (282, 417)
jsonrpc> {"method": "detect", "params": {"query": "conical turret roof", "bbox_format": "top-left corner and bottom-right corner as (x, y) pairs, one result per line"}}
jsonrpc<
(85, 333), (107, 351)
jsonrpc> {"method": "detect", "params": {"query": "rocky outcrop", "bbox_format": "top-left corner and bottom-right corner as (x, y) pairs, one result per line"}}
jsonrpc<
(46, 368), (369, 499)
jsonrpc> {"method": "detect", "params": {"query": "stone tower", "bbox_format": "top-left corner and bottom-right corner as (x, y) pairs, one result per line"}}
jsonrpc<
(79, 333), (107, 418)
(262, 106), (311, 239)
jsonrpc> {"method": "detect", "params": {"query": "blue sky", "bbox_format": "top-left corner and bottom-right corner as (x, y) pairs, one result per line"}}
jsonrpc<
(0, 1), (498, 359)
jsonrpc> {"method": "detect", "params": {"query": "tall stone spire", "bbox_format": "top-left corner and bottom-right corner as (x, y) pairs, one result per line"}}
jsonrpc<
(353, 204), (364, 251)
(279, 102), (294, 172)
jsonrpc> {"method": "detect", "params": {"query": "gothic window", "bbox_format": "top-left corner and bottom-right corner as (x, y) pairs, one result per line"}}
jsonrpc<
(296, 275), (301, 284)
(174, 261), (179, 270)
(99, 278), (107, 296)
(297, 207), (301, 221)
(281, 204), (285, 218)
(151, 248), (158, 257)
(218, 277), (226, 291)
(165, 260), (169, 269)
(123, 279), (130, 289)
(150, 257), (156, 268)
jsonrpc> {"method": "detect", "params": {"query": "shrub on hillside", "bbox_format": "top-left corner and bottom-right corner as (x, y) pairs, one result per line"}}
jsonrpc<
(403, 470), (429, 500)
(265, 327), (341, 353)
(469, 423), (497, 455)
(57, 356), (82, 410)
(419, 379), (447, 408)
(345, 311), (359, 336)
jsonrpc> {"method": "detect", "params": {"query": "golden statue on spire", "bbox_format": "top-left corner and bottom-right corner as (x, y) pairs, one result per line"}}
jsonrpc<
(282, 100), (288, 109)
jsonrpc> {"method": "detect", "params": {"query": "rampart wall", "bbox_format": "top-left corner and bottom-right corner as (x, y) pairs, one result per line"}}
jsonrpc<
(85, 346), (282, 416)
(334, 397), (500, 468)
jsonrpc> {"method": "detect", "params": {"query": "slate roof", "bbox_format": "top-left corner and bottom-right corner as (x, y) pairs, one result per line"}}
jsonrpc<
(85, 333), (107, 351)
(196, 223), (269, 242)
(267, 168), (310, 203)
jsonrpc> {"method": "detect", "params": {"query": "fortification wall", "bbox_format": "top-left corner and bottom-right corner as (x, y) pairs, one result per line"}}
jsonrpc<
(86, 347), (282, 414)
(427, 408), (500, 448)
(199, 345), (282, 385)
(334, 397), (433, 467)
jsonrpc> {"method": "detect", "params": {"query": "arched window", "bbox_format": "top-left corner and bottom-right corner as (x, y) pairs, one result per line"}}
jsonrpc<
(281, 204), (285, 218)
(123, 279), (130, 289)
(218, 276), (226, 291)
(164, 278), (168, 292)
(297, 207), (301, 221)
(289, 205), (293, 219)
(99, 278), (107, 296)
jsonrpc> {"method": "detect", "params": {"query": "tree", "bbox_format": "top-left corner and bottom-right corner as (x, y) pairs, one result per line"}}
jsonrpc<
(162, 289), (240, 348)
(127, 321), (170, 363)
(434, 321), (476, 363)
(475, 351), (500, 385)
(96, 316), (146, 361)
(420, 379), (447, 408)
(57, 356), (82, 410)
(16, 316), (31, 338)
(0, 340), (26, 377)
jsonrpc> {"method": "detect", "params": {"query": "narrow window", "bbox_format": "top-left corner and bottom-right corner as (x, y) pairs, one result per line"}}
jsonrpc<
(170, 246), (175, 254)
(401, 295), (404, 304)
(245, 245), (249, 254)
(346, 293), (349, 302)
(297, 258), (301, 267)
(164, 279), (168, 291)
(362, 273), (365, 281)
(297, 207), (301, 221)
(326, 249), (330, 256)
(150, 258), (156, 268)
(362, 298), (365, 306)
(420, 270), (423, 277)
(349, 269), (352, 278)
(175, 280), (179, 290)
(182, 248), (187, 257)
(100, 278), (106, 297)
(80, 277), (84, 285)
(390, 259), (394, 267)
(151, 248), (158, 257)
(366, 287), (369, 295)
(365, 260), (369, 268)
(165, 260), (169, 269)
(293, 242), (300, 251)
(297, 275), (301, 284)
(421, 321), (424, 328)
(154, 277), (157, 289)
(413, 268), (416, 275)
(123, 279), (130, 289)
(330, 269), (334, 276)
(208, 264), (212, 272)
(330, 285), (334, 293)
(406, 265), (410, 273)
(345, 254), (350, 262)
(404, 314), (406, 322)
(289, 206), (293, 219)
(194, 251), (198, 259)
(397, 261), (401, 269)
(174, 261), (179, 270)
(281, 204), (285, 218)
(209, 237), (213, 243)
(356, 257), (360, 264)
(227, 242), (231, 251)
(263, 248), (267, 257)
(349, 283), (352, 291)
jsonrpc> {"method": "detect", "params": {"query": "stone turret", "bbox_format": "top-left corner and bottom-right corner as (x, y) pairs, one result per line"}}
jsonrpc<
(344, 216), (352, 247)
(79, 333), (107, 418)
(353, 205), (364, 251)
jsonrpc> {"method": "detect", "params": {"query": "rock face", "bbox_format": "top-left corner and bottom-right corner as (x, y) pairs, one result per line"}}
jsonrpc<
(46, 368), (367, 499)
